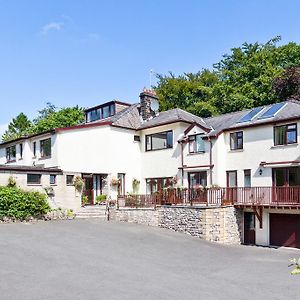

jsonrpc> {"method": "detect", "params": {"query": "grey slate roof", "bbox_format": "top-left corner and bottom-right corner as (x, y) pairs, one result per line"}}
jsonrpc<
(204, 100), (300, 136)
(137, 108), (211, 130)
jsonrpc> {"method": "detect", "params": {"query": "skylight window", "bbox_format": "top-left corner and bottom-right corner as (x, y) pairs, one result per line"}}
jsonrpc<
(239, 107), (264, 123)
(258, 103), (286, 120)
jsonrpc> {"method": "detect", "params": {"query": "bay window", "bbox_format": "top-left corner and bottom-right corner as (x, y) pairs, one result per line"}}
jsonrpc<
(188, 134), (205, 153)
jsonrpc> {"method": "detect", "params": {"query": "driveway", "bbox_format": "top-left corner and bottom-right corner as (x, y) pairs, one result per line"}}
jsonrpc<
(0, 219), (298, 300)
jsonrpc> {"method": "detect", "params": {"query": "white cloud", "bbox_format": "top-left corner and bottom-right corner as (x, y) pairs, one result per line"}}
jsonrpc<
(41, 22), (63, 35)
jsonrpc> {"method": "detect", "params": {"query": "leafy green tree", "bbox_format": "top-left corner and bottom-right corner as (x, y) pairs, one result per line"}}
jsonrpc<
(32, 105), (85, 133)
(155, 36), (300, 116)
(273, 66), (300, 101)
(2, 113), (33, 142)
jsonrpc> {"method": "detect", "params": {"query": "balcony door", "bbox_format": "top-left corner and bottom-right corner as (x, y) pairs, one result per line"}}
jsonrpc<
(226, 171), (237, 203)
(272, 167), (300, 204)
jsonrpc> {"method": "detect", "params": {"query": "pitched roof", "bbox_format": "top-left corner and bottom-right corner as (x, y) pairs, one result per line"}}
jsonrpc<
(0, 165), (63, 174)
(204, 100), (300, 136)
(137, 108), (211, 131)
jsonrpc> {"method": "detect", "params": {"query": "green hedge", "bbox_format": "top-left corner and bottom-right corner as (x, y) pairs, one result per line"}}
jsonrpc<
(0, 186), (50, 220)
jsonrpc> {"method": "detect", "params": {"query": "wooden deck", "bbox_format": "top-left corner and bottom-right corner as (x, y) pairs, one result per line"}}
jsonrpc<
(117, 186), (300, 208)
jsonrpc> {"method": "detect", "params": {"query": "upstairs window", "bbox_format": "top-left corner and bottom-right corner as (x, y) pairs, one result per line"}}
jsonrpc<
(6, 145), (16, 162)
(40, 138), (51, 158)
(274, 124), (297, 146)
(66, 175), (74, 185)
(230, 131), (243, 150)
(146, 131), (173, 151)
(188, 134), (205, 153)
(50, 174), (56, 185)
(33, 142), (37, 157)
(86, 103), (116, 122)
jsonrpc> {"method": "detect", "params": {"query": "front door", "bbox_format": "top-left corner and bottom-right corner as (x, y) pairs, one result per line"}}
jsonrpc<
(82, 175), (94, 205)
(244, 212), (256, 245)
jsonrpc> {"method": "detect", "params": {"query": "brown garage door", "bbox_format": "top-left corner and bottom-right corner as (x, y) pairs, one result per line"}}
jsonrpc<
(270, 213), (300, 248)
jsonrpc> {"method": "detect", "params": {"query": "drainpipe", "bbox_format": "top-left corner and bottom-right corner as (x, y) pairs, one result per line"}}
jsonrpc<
(180, 141), (184, 186)
(209, 137), (213, 186)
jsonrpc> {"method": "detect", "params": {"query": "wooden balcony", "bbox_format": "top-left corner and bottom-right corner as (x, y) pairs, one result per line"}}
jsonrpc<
(117, 186), (300, 208)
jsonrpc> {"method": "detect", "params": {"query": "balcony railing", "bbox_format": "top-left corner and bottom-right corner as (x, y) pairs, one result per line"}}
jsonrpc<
(117, 186), (300, 208)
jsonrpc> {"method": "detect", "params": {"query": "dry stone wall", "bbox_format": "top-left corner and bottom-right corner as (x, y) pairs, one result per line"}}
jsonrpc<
(112, 205), (243, 245)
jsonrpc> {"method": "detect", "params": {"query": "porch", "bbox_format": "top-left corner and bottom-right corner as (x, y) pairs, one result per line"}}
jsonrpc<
(117, 186), (300, 208)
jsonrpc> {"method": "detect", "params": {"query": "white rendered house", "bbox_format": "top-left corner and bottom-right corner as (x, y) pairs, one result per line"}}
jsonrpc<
(1, 90), (300, 248)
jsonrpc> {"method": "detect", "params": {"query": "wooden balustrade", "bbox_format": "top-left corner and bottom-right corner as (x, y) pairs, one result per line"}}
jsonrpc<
(117, 186), (300, 208)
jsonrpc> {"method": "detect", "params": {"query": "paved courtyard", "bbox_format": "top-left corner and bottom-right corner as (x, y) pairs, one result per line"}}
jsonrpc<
(0, 219), (299, 300)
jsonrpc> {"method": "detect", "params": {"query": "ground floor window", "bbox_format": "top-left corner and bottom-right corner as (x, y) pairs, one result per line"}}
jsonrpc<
(188, 172), (207, 189)
(244, 169), (251, 187)
(27, 174), (41, 185)
(146, 177), (172, 194)
(273, 167), (300, 187)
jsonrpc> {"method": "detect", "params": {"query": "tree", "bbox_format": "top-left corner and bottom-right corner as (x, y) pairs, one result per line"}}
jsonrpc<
(32, 105), (85, 133)
(2, 113), (32, 142)
(155, 69), (219, 117)
(2, 103), (85, 142)
(155, 36), (300, 116)
(273, 66), (300, 101)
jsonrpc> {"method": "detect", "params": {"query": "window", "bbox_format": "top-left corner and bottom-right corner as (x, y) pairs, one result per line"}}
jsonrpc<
(188, 172), (207, 189)
(244, 169), (251, 187)
(33, 142), (36, 157)
(6, 145), (16, 162)
(146, 177), (172, 194)
(230, 131), (243, 150)
(146, 131), (173, 151)
(134, 135), (140, 142)
(86, 104), (116, 123)
(66, 175), (74, 185)
(27, 174), (41, 185)
(40, 138), (51, 158)
(50, 175), (56, 185)
(19, 144), (23, 159)
(274, 124), (297, 145)
(188, 134), (205, 153)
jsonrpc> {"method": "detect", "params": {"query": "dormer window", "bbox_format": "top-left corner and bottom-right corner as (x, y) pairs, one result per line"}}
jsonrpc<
(86, 103), (116, 123)
(6, 145), (16, 162)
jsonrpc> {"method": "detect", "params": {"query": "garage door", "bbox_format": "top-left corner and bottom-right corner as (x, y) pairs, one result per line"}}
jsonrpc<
(270, 213), (300, 248)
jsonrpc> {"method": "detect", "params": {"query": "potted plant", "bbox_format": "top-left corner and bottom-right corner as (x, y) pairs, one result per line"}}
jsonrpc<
(73, 176), (85, 193)
(111, 178), (120, 187)
(96, 194), (107, 205)
(81, 195), (89, 207)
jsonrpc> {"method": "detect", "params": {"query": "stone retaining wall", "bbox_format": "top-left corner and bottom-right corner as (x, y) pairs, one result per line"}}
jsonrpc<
(111, 205), (243, 245)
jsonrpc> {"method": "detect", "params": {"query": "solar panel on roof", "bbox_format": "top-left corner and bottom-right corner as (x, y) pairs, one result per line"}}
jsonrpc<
(258, 102), (286, 120)
(238, 107), (264, 123)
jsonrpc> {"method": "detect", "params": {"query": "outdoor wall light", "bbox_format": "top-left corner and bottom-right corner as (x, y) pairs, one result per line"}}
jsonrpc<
(259, 169), (263, 176)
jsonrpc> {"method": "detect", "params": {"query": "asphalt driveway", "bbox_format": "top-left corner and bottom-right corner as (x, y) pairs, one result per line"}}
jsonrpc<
(0, 219), (299, 300)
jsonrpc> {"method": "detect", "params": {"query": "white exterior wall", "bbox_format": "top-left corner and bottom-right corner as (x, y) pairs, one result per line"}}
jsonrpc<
(56, 125), (141, 198)
(0, 133), (58, 168)
(0, 171), (81, 211)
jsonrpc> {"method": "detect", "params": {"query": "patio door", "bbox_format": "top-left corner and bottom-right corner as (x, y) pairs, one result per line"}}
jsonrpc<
(272, 167), (300, 204)
(226, 171), (237, 203)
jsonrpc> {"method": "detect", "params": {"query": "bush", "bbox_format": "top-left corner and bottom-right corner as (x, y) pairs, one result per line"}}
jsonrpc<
(0, 186), (51, 220)
(96, 194), (107, 204)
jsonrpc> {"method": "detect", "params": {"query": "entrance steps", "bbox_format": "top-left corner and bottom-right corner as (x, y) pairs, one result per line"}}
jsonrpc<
(75, 205), (108, 220)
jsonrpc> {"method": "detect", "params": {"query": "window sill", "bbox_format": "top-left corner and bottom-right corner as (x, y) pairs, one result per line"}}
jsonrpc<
(5, 160), (16, 164)
(228, 149), (244, 153)
(50, 184), (57, 186)
(271, 143), (298, 149)
(39, 156), (51, 161)
(145, 147), (173, 152)
(187, 152), (205, 156)
(18, 158), (23, 161)
(27, 184), (42, 186)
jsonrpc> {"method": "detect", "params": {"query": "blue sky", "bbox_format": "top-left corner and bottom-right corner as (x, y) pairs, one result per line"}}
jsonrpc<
(0, 0), (300, 134)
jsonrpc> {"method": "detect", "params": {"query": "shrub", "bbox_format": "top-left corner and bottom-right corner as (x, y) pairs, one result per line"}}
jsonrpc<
(0, 186), (50, 220)
(81, 195), (89, 206)
(96, 194), (107, 204)
(7, 176), (16, 188)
